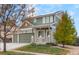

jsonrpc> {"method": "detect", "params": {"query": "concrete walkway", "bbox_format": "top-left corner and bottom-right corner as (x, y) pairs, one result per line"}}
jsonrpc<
(58, 44), (79, 55)
(11, 50), (50, 55)
(67, 46), (79, 55)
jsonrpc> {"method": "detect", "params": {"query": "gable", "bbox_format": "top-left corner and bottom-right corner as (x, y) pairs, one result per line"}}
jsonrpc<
(20, 20), (32, 29)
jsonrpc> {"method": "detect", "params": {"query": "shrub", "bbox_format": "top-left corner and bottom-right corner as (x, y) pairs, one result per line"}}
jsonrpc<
(46, 43), (57, 46)
(30, 43), (37, 46)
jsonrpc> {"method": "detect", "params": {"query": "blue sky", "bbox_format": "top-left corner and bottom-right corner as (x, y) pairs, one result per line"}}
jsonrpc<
(34, 4), (79, 36)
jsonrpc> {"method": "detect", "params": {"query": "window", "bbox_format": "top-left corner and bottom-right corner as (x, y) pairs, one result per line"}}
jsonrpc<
(33, 17), (43, 25)
(33, 19), (36, 23)
(45, 16), (49, 23)
(36, 17), (42, 25)
(42, 17), (45, 23)
(54, 15), (59, 23)
(38, 31), (41, 37)
(37, 17), (42, 20)
(32, 19), (37, 25)
(47, 31), (49, 36)
(50, 16), (53, 23)
(38, 31), (44, 37)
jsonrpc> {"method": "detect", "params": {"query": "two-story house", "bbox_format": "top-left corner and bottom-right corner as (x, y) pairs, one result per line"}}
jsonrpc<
(12, 11), (63, 44)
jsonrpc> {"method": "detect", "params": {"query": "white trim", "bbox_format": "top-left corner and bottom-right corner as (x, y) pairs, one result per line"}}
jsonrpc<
(46, 30), (49, 43)
(20, 28), (32, 31)
(31, 35), (34, 43)
(33, 29), (36, 43)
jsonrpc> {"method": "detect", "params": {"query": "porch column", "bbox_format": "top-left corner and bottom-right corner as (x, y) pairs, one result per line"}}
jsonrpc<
(34, 29), (37, 43)
(45, 29), (47, 43)
(50, 30), (53, 43)
(38, 28), (43, 44)
(31, 28), (34, 43)
(49, 26), (51, 43)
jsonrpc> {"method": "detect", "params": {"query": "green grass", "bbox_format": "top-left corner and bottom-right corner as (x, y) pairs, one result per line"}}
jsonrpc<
(0, 51), (32, 55)
(16, 44), (69, 55)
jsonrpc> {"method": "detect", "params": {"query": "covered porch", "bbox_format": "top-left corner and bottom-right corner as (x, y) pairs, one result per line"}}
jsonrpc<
(32, 24), (55, 44)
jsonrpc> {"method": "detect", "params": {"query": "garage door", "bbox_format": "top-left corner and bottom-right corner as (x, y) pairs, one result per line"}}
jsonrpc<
(13, 34), (18, 43)
(19, 33), (33, 43)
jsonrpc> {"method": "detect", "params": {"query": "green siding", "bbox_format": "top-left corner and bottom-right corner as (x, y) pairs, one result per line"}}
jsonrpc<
(32, 18), (43, 25)
(32, 16), (52, 25)
(19, 33), (33, 43)
(31, 14), (62, 25)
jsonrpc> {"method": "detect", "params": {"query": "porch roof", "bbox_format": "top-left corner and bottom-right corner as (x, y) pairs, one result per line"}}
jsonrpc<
(30, 23), (50, 28)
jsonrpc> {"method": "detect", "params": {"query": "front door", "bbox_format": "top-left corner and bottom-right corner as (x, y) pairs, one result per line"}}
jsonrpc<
(37, 30), (45, 43)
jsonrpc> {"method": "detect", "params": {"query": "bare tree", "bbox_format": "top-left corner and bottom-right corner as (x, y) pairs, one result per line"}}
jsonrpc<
(0, 4), (35, 52)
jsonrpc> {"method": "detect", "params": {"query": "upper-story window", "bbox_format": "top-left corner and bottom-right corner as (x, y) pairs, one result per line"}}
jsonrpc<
(33, 17), (42, 25)
(42, 17), (45, 24)
(37, 17), (42, 21)
(32, 14), (61, 25)
(33, 19), (36, 23)
(36, 17), (42, 24)
(50, 16), (53, 23)
(45, 16), (50, 23)
(54, 15), (60, 24)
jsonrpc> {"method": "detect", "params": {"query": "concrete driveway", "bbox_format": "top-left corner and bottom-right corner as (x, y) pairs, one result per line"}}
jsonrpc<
(0, 43), (30, 51)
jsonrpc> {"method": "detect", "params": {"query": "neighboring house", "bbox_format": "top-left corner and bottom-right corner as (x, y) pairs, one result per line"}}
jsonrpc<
(12, 11), (63, 44)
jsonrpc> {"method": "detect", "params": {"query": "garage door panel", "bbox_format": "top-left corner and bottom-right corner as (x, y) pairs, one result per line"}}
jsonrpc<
(13, 34), (17, 43)
(19, 33), (33, 43)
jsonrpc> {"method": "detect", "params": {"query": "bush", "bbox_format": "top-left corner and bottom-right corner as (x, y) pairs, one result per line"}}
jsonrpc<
(30, 43), (58, 47)
(30, 43), (37, 46)
(46, 43), (57, 46)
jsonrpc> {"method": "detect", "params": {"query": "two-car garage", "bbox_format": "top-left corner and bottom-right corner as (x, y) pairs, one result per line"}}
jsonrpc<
(13, 33), (33, 43)
(13, 28), (33, 43)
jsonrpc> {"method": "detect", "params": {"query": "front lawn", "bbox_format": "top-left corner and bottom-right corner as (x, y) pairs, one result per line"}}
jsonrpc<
(0, 51), (32, 55)
(16, 43), (69, 55)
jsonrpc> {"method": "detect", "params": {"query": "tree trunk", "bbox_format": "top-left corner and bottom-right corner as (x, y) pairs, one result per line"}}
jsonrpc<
(3, 38), (6, 52)
(62, 41), (65, 48)
(3, 22), (6, 52)
(62, 43), (65, 48)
